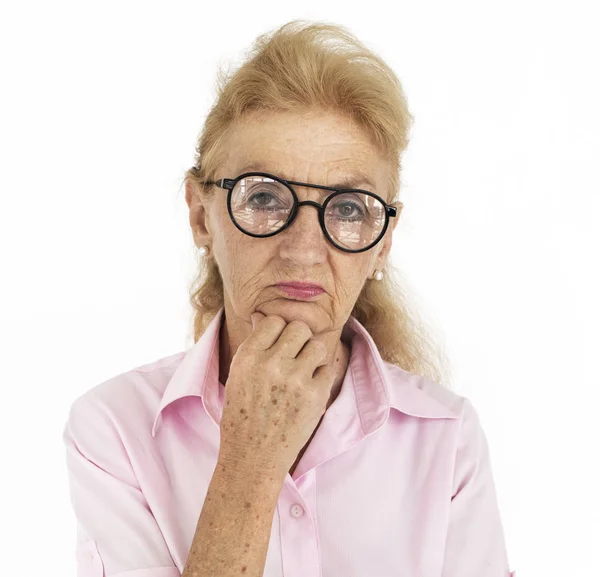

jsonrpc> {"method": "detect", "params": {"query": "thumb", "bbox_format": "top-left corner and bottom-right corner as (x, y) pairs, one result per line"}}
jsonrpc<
(250, 311), (265, 330)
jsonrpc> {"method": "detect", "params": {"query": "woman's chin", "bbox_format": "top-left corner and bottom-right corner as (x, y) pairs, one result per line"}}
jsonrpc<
(264, 299), (322, 322)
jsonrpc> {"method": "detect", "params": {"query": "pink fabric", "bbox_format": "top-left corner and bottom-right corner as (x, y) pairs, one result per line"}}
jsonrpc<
(63, 306), (515, 576)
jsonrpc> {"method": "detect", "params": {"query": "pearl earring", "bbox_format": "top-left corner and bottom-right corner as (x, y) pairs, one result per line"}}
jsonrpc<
(373, 269), (384, 281)
(199, 245), (209, 256)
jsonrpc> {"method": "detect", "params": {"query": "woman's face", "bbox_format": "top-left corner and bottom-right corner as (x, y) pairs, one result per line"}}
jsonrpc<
(186, 110), (401, 337)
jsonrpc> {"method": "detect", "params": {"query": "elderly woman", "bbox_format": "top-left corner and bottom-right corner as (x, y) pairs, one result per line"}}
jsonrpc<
(63, 21), (515, 577)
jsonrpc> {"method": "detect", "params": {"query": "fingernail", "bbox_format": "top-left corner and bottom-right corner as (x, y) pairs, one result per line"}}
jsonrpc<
(251, 314), (256, 329)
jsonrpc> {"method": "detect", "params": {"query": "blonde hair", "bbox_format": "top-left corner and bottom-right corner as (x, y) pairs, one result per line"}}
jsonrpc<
(182, 20), (452, 388)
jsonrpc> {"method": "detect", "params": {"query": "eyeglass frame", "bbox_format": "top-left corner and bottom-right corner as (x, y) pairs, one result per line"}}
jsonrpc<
(200, 171), (401, 254)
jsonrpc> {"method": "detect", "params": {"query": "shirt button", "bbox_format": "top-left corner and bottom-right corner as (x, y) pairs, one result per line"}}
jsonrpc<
(290, 504), (305, 518)
(85, 550), (94, 563)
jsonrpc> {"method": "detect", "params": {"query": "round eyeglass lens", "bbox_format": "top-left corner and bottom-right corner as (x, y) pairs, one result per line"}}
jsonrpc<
(324, 191), (386, 250)
(229, 175), (386, 251)
(230, 176), (293, 235)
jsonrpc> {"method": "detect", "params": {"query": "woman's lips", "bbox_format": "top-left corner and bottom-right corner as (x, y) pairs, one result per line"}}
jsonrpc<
(275, 283), (325, 299)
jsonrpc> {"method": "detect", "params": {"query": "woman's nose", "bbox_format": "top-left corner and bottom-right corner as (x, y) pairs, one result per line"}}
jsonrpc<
(277, 200), (330, 261)
(288, 200), (324, 238)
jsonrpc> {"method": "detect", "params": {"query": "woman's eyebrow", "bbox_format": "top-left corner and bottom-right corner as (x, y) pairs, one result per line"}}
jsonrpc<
(327, 176), (375, 191)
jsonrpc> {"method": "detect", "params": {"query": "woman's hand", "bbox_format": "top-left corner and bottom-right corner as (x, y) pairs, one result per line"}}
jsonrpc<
(218, 311), (335, 480)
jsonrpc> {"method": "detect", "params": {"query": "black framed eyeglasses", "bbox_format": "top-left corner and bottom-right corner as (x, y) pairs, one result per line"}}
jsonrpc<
(200, 171), (400, 254)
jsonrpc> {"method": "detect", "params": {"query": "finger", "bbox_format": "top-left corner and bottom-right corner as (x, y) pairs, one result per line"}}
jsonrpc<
(296, 339), (327, 364)
(247, 314), (287, 349)
(273, 320), (316, 358)
(250, 311), (266, 330)
(312, 362), (334, 383)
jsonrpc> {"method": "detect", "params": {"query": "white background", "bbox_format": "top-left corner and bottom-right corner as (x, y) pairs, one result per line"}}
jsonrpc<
(1, 1), (599, 575)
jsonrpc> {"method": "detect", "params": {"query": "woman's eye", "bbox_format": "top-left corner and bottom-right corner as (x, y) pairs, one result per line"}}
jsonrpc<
(249, 191), (274, 205)
(333, 201), (364, 219)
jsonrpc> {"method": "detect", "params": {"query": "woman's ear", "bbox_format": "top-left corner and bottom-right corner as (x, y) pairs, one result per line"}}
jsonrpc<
(374, 202), (402, 263)
(185, 180), (212, 249)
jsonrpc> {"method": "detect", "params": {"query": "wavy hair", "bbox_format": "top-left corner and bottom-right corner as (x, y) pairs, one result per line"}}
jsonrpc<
(181, 20), (452, 388)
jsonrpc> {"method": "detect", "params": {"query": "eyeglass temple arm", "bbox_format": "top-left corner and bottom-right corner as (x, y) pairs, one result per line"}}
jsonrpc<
(201, 178), (235, 190)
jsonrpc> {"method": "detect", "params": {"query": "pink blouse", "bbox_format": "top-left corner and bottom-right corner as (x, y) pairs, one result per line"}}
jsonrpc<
(63, 306), (515, 576)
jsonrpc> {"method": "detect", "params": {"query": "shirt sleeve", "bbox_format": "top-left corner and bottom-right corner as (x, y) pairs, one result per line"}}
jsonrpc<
(441, 398), (516, 577)
(62, 395), (181, 577)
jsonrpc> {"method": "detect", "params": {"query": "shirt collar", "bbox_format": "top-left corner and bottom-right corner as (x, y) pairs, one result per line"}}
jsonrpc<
(152, 307), (458, 438)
